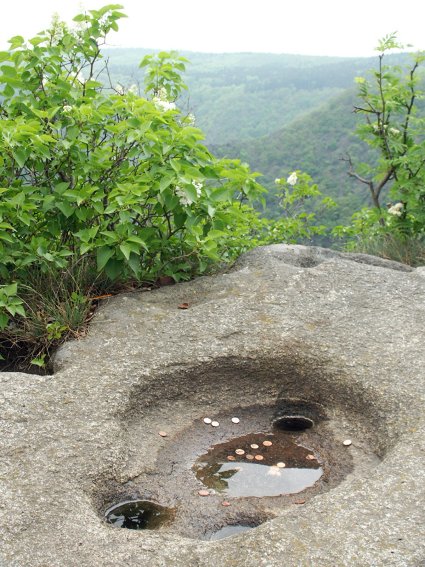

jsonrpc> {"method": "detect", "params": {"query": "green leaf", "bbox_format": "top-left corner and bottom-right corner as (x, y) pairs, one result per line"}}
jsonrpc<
(57, 201), (74, 218)
(0, 312), (9, 330)
(1, 283), (18, 296)
(119, 243), (132, 260)
(97, 246), (114, 271)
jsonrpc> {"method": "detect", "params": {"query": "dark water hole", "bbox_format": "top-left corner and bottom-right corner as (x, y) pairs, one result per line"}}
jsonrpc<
(105, 500), (174, 530)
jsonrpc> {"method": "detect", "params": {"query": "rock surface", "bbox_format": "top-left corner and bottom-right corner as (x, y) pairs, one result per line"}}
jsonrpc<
(1, 244), (424, 566)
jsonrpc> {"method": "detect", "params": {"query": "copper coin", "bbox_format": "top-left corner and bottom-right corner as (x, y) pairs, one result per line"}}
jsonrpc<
(254, 455), (264, 461)
(246, 454), (254, 460)
(178, 302), (189, 309)
(306, 454), (315, 460)
(235, 449), (245, 455)
(158, 431), (168, 437)
(262, 440), (273, 447)
(294, 499), (306, 505)
(222, 501), (231, 507)
(227, 455), (236, 461)
(198, 490), (210, 497)
(250, 444), (259, 449)
(276, 462), (286, 468)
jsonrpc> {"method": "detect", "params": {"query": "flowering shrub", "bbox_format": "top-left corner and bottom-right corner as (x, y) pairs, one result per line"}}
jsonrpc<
(0, 4), (266, 363)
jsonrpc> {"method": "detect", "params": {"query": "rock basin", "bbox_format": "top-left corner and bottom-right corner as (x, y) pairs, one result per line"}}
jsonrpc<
(0, 245), (424, 566)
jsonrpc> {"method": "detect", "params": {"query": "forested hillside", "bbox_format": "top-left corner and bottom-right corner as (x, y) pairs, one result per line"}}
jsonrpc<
(103, 49), (376, 144)
(214, 88), (377, 228)
(102, 49), (411, 227)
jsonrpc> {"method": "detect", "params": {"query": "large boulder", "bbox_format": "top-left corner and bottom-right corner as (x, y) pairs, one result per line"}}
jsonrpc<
(0, 245), (424, 566)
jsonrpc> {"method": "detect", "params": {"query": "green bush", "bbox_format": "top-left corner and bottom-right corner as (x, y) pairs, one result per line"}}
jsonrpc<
(0, 5), (269, 366)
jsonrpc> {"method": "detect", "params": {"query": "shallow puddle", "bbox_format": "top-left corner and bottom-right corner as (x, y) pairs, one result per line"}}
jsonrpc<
(193, 432), (323, 497)
(105, 500), (174, 530)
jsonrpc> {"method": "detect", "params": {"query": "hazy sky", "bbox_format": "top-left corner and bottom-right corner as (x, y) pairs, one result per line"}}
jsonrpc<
(1, 1), (424, 56)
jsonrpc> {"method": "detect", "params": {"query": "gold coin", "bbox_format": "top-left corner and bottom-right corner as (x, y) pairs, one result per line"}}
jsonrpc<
(235, 449), (245, 455)
(262, 440), (273, 447)
(276, 462), (286, 468)
(254, 455), (264, 461)
(227, 455), (236, 461)
(306, 454), (315, 460)
(246, 454), (254, 460)
(250, 444), (259, 449)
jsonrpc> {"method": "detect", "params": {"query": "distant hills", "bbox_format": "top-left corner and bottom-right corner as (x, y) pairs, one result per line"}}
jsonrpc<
(102, 48), (410, 228)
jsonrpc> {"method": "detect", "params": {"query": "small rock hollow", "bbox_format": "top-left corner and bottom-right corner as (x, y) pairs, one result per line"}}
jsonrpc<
(93, 355), (384, 541)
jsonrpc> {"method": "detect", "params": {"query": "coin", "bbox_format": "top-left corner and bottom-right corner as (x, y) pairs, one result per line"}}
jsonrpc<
(211, 421), (219, 427)
(227, 455), (236, 461)
(158, 431), (168, 437)
(231, 417), (240, 424)
(235, 449), (245, 455)
(203, 418), (212, 424)
(262, 440), (273, 447)
(276, 462), (286, 468)
(343, 439), (352, 446)
(246, 454), (254, 460)
(198, 490), (210, 496)
(250, 443), (259, 449)
(306, 454), (315, 460)
(222, 501), (231, 507)
(254, 455), (264, 461)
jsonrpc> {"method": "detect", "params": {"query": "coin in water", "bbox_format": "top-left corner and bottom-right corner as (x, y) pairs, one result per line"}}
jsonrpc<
(250, 444), (259, 449)
(211, 421), (220, 427)
(231, 417), (240, 424)
(306, 454), (315, 460)
(227, 455), (236, 461)
(254, 455), (264, 461)
(246, 454), (254, 460)
(343, 439), (352, 446)
(203, 418), (212, 424)
(276, 462), (286, 468)
(198, 490), (210, 496)
(262, 440), (273, 447)
(235, 449), (245, 455)
(222, 501), (231, 507)
(158, 431), (168, 437)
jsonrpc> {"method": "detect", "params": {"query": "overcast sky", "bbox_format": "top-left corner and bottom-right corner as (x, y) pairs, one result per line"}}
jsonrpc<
(1, 1), (424, 57)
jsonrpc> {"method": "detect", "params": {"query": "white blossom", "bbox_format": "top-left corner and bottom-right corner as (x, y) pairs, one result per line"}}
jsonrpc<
(175, 186), (191, 206)
(389, 127), (400, 136)
(192, 181), (202, 197)
(187, 113), (196, 125)
(63, 105), (73, 113)
(115, 83), (125, 95)
(388, 202), (404, 216)
(153, 97), (176, 112)
(128, 84), (138, 95)
(287, 172), (298, 186)
(274, 178), (281, 184)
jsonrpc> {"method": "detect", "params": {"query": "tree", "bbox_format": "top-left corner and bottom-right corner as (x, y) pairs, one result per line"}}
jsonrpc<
(343, 34), (425, 239)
